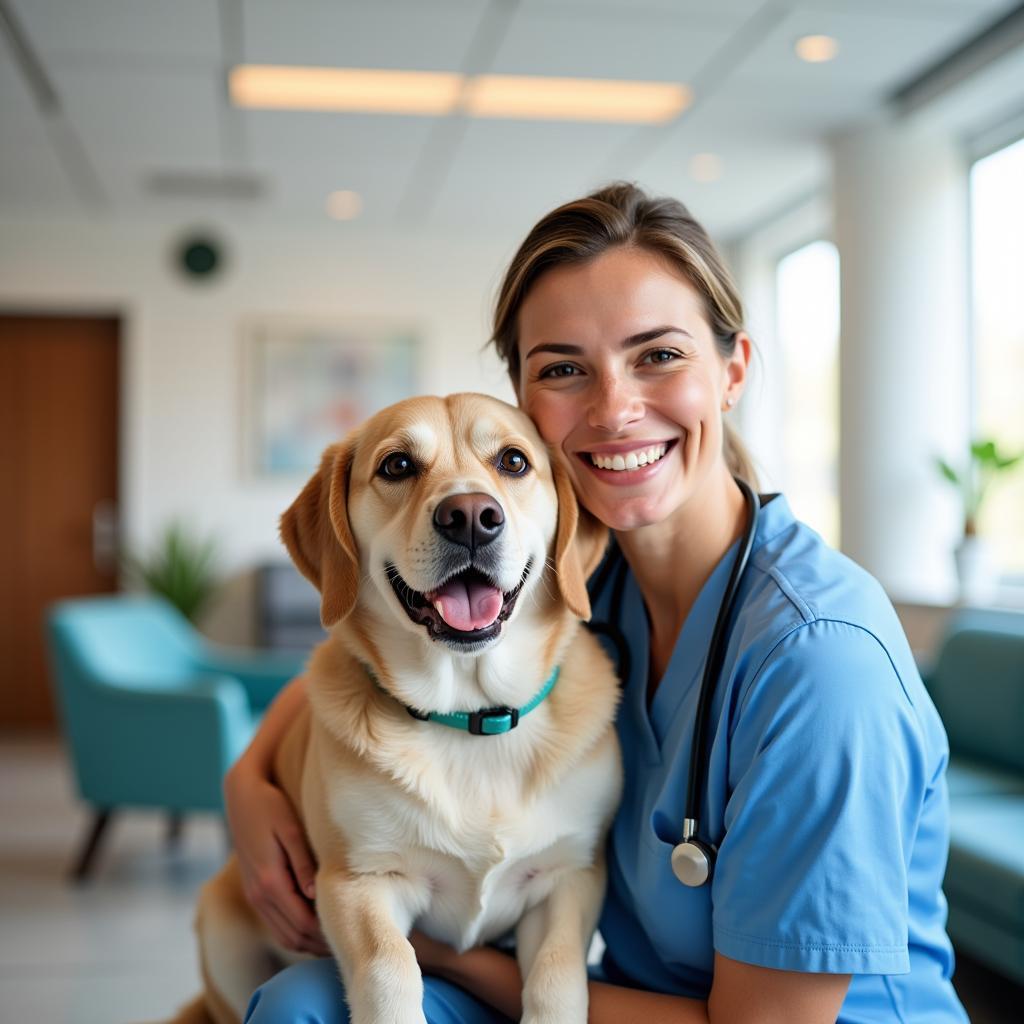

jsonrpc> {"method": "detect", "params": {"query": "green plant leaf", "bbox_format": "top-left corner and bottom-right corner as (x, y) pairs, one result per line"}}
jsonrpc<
(935, 458), (960, 486)
(120, 519), (222, 623)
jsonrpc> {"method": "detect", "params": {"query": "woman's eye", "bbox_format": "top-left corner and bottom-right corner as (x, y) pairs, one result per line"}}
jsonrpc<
(644, 348), (680, 365)
(538, 363), (580, 379)
(497, 448), (530, 475)
(378, 452), (416, 479)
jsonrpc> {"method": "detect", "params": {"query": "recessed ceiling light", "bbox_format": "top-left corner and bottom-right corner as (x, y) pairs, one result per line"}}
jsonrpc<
(326, 190), (362, 220)
(462, 75), (691, 124)
(230, 65), (463, 115)
(795, 35), (838, 63)
(690, 153), (722, 183)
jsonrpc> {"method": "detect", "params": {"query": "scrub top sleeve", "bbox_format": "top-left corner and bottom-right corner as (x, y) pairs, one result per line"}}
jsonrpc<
(711, 618), (921, 976)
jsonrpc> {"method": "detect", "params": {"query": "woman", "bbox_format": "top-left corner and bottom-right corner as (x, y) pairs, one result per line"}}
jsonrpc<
(227, 183), (967, 1023)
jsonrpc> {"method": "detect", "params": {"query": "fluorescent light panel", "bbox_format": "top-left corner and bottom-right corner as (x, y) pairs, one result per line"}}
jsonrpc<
(230, 65), (690, 124)
(462, 75), (691, 124)
(230, 65), (462, 115)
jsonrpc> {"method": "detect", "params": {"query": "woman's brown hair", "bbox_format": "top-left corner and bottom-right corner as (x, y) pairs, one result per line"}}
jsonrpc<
(491, 181), (758, 487)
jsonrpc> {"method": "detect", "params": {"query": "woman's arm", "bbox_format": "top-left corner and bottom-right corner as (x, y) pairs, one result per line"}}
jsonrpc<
(412, 935), (849, 1023)
(223, 674), (330, 955)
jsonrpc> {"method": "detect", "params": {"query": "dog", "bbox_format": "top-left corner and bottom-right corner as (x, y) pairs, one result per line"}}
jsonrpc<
(170, 393), (622, 1024)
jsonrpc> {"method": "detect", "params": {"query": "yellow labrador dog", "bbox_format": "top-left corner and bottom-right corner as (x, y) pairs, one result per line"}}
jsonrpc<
(172, 393), (621, 1024)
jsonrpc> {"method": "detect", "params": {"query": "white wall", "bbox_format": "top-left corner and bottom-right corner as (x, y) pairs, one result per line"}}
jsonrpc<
(0, 217), (521, 639)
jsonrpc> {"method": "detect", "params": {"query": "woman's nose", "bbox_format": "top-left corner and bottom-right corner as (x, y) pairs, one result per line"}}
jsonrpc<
(587, 376), (644, 433)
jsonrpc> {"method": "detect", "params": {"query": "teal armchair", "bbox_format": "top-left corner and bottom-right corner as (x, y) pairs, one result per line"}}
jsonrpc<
(46, 594), (308, 880)
(922, 608), (1024, 985)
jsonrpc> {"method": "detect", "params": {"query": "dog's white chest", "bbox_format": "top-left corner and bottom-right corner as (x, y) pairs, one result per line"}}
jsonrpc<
(329, 737), (616, 953)
(415, 796), (598, 951)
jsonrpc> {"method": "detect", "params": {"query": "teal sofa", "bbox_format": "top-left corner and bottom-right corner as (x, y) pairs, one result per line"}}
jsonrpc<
(923, 608), (1024, 984)
(46, 594), (308, 880)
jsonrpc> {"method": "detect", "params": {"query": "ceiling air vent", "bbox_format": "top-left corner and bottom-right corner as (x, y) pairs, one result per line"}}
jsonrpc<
(144, 171), (266, 201)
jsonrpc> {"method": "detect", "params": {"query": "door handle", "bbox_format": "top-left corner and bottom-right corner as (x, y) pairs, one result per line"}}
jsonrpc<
(92, 500), (119, 575)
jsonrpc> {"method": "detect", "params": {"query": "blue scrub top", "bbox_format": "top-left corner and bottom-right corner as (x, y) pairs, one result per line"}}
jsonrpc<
(589, 494), (967, 1023)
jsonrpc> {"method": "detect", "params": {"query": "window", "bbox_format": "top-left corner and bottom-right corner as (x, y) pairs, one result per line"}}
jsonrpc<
(775, 240), (840, 546)
(970, 137), (1024, 577)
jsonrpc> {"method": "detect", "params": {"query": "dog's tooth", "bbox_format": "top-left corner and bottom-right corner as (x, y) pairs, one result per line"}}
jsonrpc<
(637, 451), (648, 466)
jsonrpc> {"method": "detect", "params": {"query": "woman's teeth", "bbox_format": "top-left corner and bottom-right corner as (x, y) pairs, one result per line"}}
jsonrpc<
(589, 443), (668, 472)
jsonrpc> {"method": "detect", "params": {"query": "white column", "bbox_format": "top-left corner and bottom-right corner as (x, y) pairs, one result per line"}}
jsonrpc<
(831, 115), (969, 601)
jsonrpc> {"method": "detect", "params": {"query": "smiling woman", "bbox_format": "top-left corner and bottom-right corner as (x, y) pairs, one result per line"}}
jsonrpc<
(225, 183), (968, 1024)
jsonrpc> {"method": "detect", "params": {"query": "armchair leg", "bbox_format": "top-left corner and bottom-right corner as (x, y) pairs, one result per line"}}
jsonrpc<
(166, 812), (184, 849)
(72, 809), (114, 883)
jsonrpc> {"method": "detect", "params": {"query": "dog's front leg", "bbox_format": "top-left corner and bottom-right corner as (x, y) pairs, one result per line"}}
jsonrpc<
(316, 866), (427, 1024)
(515, 860), (606, 1024)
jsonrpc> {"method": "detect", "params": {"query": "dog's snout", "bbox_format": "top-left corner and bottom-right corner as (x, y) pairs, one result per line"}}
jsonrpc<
(433, 492), (505, 551)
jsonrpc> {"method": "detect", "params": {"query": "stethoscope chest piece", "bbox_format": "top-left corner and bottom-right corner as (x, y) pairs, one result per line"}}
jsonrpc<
(671, 838), (714, 887)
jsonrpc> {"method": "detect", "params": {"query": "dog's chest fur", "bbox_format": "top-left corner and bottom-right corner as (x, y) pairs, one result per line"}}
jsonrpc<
(316, 707), (619, 953)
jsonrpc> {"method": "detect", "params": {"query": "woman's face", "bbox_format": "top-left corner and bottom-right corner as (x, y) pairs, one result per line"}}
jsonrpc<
(516, 245), (748, 532)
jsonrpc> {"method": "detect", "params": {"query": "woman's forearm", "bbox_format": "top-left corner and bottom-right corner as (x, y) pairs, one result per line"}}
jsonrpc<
(436, 946), (709, 1023)
(233, 673), (308, 775)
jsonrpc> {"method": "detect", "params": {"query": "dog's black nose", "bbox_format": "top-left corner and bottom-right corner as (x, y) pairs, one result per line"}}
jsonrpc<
(433, 492), (505, 550)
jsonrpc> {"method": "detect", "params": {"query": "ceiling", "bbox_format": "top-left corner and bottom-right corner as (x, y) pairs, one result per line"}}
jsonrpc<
(1, 0), (1021, 241)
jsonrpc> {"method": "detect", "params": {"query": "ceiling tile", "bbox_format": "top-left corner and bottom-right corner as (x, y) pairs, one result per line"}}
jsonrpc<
(0, 49), (48, 141)
(490, 5), (733, 81)
(0, 138), (79, 212)
(241, 0), (490, 71)
(241, 109), (435, 163)
(724, 5), (997, 98)
(516, 0), (763, 16)
(10, 0), (222, 65)
(426, 118), (638, 231)
(630, 136), (828, 240)
(51, 65), (223, 164)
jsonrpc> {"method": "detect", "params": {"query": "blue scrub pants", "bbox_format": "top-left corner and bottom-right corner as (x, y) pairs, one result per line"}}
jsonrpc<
(243, 958), (514, 1024)
(242, 954), (614, 1019)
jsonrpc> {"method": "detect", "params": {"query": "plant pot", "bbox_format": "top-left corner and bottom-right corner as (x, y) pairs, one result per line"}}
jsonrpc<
(954, 536), (997, 605)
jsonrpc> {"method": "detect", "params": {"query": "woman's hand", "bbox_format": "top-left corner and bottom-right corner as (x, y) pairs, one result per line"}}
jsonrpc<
(408, 929), (460, 976)
(223, 754), (330, 956)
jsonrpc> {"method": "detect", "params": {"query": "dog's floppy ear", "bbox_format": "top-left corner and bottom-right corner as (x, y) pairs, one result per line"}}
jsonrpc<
(279, 435), (360, 627)
(552, 451), (608, 620)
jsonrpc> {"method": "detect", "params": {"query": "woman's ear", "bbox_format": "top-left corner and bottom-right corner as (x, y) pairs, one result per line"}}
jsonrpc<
(723, 331), (752, 404)
(279, 434), (361, 627)
(551, 451), (608, 620)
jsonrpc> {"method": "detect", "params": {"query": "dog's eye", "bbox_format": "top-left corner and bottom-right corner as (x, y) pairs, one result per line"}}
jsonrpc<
(378, 452), (416, 480)
(497, 448), (530, 475)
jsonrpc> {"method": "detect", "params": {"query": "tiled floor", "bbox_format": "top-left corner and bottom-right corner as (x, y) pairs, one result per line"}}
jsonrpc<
(1, 735), (1021, 1023)
(0, 736), (223, 1023)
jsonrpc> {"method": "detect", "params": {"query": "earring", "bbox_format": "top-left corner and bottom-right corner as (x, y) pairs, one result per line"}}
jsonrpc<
(724, 397), (735, 409)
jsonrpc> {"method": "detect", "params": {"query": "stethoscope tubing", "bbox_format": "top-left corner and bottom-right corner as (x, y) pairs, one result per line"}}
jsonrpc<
(585, 477), (761, 878)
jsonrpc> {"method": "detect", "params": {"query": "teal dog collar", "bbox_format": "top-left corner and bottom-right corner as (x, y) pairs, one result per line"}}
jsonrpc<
(403, 666), (560, 736)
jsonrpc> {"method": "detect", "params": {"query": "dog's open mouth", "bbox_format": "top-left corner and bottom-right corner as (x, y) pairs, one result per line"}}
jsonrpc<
(386, 561), (532, 645)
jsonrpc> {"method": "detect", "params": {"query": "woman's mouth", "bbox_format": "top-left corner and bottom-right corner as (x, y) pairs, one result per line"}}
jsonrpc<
(578, 439), (678, 481)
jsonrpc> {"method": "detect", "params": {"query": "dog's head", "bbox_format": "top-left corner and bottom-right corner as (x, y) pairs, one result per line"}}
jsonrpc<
(280, 393), (606, 653)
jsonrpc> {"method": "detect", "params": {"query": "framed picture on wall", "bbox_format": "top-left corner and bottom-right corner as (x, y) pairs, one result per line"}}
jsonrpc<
(242, 316), (420, 477)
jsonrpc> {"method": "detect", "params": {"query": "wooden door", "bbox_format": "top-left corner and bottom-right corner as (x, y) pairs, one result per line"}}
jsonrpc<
(0, 315), (120, 730)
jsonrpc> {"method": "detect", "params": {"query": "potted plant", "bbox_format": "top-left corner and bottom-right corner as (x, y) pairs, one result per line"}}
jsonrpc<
(122, 519), (222, 624)
(936, 439), (1022, 603)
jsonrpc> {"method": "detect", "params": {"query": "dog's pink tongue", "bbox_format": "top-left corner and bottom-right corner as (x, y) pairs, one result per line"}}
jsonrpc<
(429, 577), (503, 631)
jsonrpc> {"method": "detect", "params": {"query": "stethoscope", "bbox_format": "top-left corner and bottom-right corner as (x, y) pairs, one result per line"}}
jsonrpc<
(585, 478), (761, 888)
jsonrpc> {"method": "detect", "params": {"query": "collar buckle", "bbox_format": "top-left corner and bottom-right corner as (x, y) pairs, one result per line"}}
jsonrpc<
(468, 705), (519, 735)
